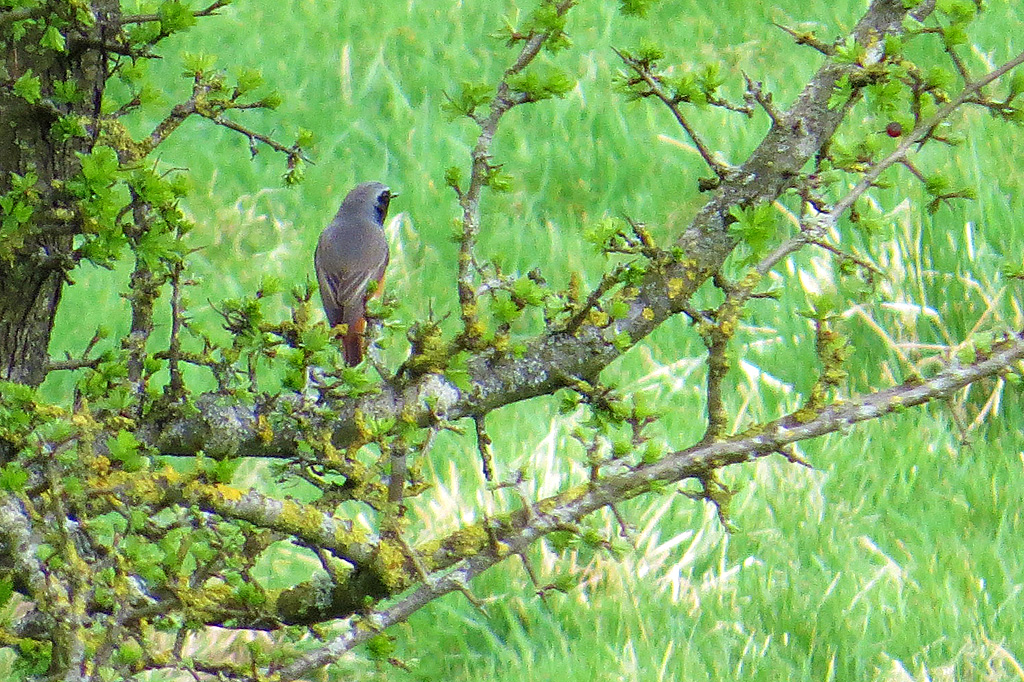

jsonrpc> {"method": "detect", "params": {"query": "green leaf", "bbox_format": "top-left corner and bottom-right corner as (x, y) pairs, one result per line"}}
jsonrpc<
(444, 165), (463, 189)
(492, 295), (520, 323)
(665, 71), (706, 107)
(159, 0), (198, 34)
(524, 2), (571, 53)
(925, 66), (955, 91)
(40, 25), (67, 53)
(295, 127), (315, 148)
(107, 430), (145, 472)
(259, 91), (283, 109)
(924, 173), (951, 196)
(583, 216), (626, 251)
(507, 66), (575, 102)
(300, 326), (329, 353)
(442, 81), (493, 120)
(834, 36), (866, 65)
(828, 74), (853, 110)
(938, 0), (977, 22)
(0, 463), (28, 492)
(484, 166), (514, 192)
(0, 577), (13, 609)
(444, 353), (472, 392)
(53, 79), (82, 103)
(619, 0), (659, 17)
(182, 52), (217, 77)
(512, 276), (545, 306)
(943, 23), (968, 47)
(883, 34), (904, 59)
(136, 228), (180, 269)
(283, 158), (304, 185)
(13, 70), (42, 104)
(78, 146), (120, 185)
(608, 300), (630, 320)
(1005, 69), (1024, 99)
(366, 634), (396, 661)
(234, 67), (264, 95)
(728, 203), (777, 253)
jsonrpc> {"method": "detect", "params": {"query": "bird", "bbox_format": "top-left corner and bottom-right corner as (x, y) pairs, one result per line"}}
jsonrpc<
(314, 182), (394, 366)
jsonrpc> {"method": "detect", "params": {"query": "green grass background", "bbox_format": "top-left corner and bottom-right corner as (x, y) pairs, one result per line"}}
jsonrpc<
(41, 0), (1024, 679)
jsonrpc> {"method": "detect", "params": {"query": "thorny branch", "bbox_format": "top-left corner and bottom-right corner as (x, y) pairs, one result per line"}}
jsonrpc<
(614, 47), (733, 179)
(118, 0), (231, 25)
(453, 0), (575, 349)
(275, 331), (1024, 679)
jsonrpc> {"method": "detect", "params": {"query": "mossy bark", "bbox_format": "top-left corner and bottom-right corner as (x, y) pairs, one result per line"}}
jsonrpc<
(0, 2), (118, 386)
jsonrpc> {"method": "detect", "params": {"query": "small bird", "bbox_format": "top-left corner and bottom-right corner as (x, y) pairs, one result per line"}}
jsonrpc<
(314, 182), (394, 366)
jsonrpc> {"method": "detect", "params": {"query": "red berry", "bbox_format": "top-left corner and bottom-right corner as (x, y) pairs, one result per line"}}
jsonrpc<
(886, 122), (903, 138)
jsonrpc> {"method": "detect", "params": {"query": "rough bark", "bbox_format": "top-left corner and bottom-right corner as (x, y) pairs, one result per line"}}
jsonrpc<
(0, 1), (118, 386)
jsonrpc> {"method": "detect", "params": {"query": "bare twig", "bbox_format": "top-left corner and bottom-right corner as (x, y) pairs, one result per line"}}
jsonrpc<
(772, 21), (836, 56)
(474, 415), (496, 482)
(119, 0), (231, 25)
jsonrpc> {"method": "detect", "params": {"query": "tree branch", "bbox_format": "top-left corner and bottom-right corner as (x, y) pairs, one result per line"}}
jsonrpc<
(118, 0), (231, 25)
(143, 0), (930, 461)
(276, 330), (1024, 678)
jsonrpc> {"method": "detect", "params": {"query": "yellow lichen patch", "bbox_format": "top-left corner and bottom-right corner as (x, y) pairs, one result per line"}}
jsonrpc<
(587, 310), (610, 327)
(113, 468), (183, 504)
(213, 484), (245, 502)
(443, 524), (489, 558)
(738, 269), (762, 290)
(417, 537), (443, 558)
(277, 498), (330, 535)
(256, 413), (273, 445)
(719, 317), (736, 337)
(180, 581), (235, 621)
(374, 541), (410, 591)
(85, 454), (112, 477)
(790, 407), (819, 424)
(467, 319), (487, 339)
(641, 307), (655, 321)
(333, 523), (370, 549)
(667, 277), (686, 299)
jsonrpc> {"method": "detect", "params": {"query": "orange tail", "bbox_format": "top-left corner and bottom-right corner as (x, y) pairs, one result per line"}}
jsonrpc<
(342, 317), (367, 366)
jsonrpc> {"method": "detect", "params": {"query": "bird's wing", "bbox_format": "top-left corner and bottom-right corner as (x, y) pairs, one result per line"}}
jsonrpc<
(321, 269), (374, 324)
(318, 243), (389, 326)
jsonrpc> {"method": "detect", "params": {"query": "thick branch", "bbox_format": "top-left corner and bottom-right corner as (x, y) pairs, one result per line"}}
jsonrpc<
(143, 0), (926, 460)
(276, 331), (1024, 678)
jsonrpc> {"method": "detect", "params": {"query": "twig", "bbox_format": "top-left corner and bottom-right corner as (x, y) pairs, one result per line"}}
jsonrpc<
(614, 47), (732, 179)
(744, 73), (784, 126)
(206, 113), (307, 162)
(166, 261), (186, 399)
(454, 0), (576, 348)
(562, 263), (628, 334)
(830, 50), (1024, 220)
(275, 331), (1024, 680)
(772, 21), (836, 56)
(119, 0), (231, 25)
(473, 415), (496, 482)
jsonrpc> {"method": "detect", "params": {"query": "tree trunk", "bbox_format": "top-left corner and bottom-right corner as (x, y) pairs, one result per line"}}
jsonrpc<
(0, 2), (118, 386)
